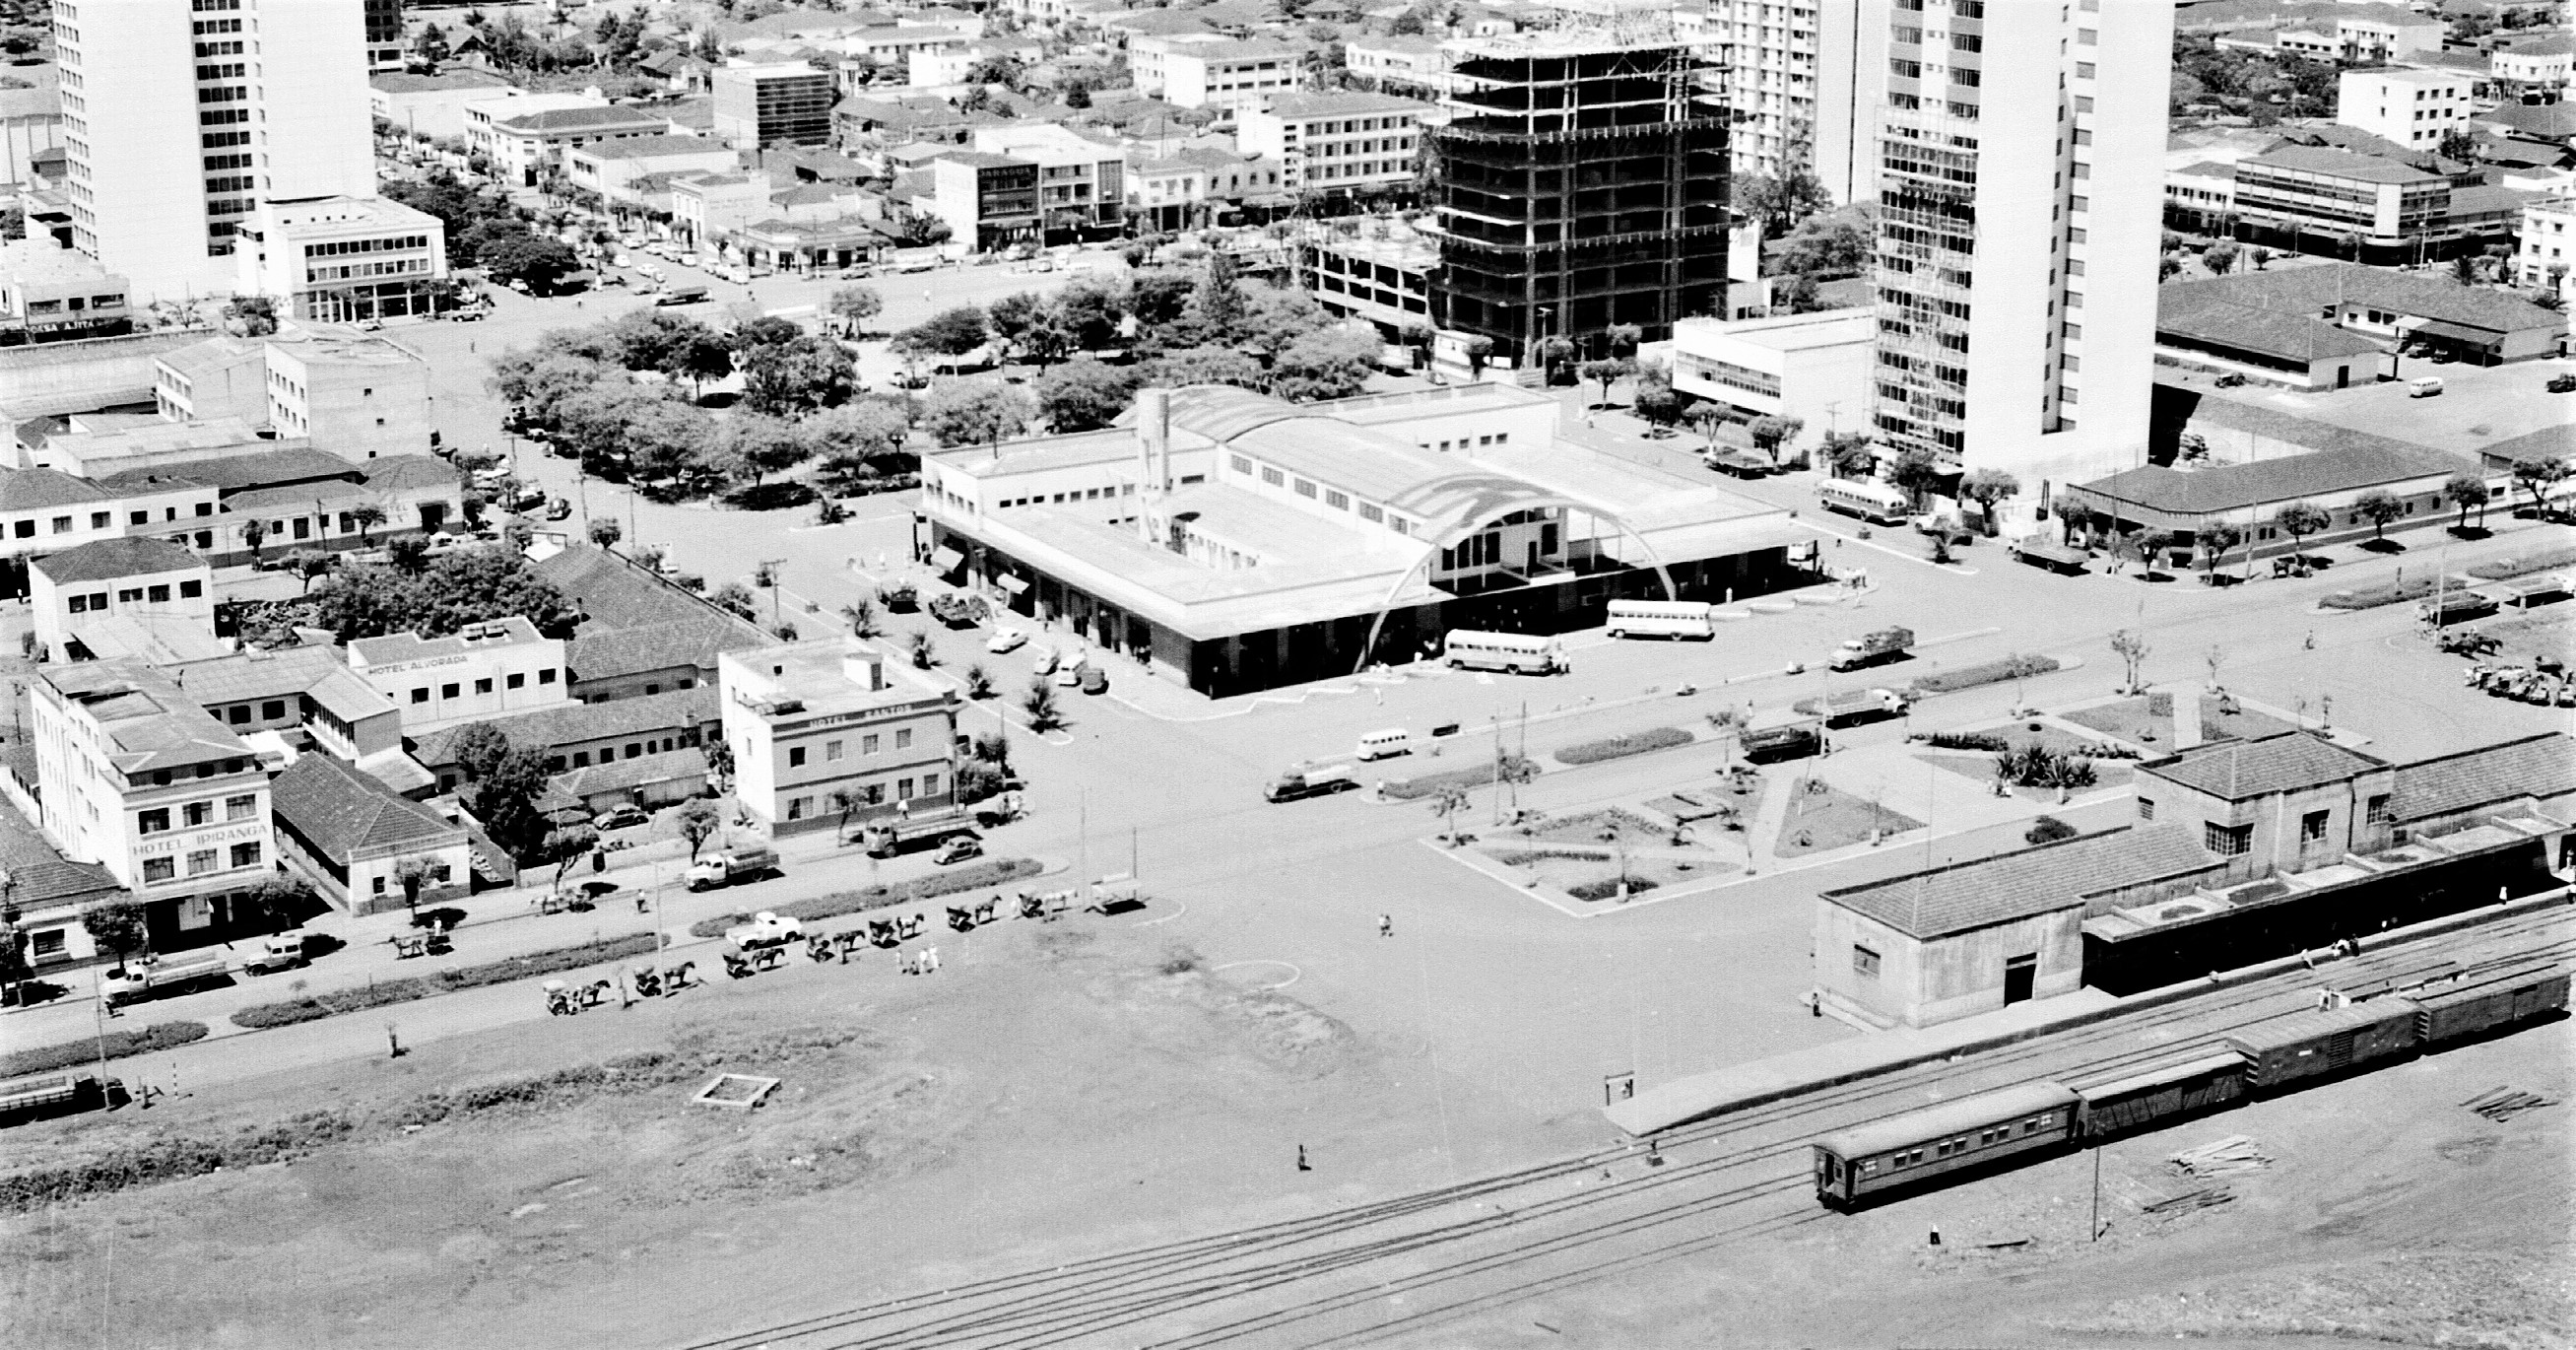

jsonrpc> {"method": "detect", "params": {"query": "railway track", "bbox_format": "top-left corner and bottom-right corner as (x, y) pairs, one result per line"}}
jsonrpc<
(678, 908), (2574, 1350)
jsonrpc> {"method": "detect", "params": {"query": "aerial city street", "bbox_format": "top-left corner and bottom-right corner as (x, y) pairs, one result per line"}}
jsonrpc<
(0, 0), (2571, 1345)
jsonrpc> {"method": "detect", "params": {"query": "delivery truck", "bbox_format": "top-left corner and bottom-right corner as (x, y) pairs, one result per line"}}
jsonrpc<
(688, 844), (780, 891)
(1828, 626), (1915, 672)
(1263, 764), (1358, 802)
(98, 951), (231, 1008)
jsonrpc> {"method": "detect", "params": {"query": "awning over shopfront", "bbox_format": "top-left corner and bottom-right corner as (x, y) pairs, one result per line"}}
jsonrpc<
(2406, 318), (2504, 350)
(930, 545), (964, 573)
(997, 574), (1029, 595)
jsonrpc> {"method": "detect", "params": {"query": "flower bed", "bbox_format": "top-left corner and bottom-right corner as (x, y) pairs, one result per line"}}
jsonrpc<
(1379, 756), (1540, 800)
(1566, 875), (1661, 903)
(229, 934), (662, 1030)
(1552, 726), (1692, 766)
(0, 1021), (208, 1080)
(686, 856), (1044, 939)
(1907, 653), (2060, 696)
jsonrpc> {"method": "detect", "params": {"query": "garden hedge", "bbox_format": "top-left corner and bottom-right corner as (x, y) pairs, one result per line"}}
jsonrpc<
(229, 934), (661, 1030)
(1907, 654), (2060, 696)
(0, 1022), (207, 1081)
(686, 856), (1044, 939)
(1379, 756), (1540, 801)
(1553, 726), (1692, 766)
(1567, 875), (1660, 902)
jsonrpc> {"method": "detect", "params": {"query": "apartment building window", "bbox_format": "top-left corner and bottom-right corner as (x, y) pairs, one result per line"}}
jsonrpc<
(183, 801), (213, 827)
(138, 808), (170, 834)
(2300, 810), (2330, 844)
(440, 682), (459, 699)
(475, 678), (494, 695)
(186, 848), (218, 876)
(226, 793), (257, 821)
(539, 669), (558, 684)
(506, 673), (525, 690)
(826, 740), (844, 762)
(411, 688), (429, 704)
(1853, 945), (1881, 978)
(895, 728), (912, 749)
(2206, 822), (2252, 857)
(231, 843), (261, 868)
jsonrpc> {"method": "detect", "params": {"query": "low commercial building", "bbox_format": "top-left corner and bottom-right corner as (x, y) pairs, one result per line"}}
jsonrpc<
(258, 325), (439, 460)
(971, 123), (1126, 238)
(718, 637), (959, 836)
(231, 197), (450, 325)
(1234, 91), (1428, 199)
(1300, 230), (1433, 335)
(2061, 439), (2485, 562)
(523, 543), (769, 702)
(0, 790), (127, 973)
(1664, 310), (1873, 456)
(1816, 730), (2576, 1027)
(370, 69), (523, 141)
(2487, 30), (2574, 97)
(467, 98), (676, 188)
(268, 748), (471, 914)
(348, 617), (571, 734)
(2333, 5), (2444, 63)
(164, 641), (422, 795)
(0, 468), (216, 597)
(30, 661), (279, 953)
(2154, 288), (2386, 391)
(915, 383), (1813, 697)
(220, 455), (466, 562)
(29, 536), (213, 663)
(407, 686), (717, 793)
(712, 63), (837, 149)
(0, 239), (131, 347)
(932, 151), (1042, 253)
(549, 745), (712, 816)
(565, 135), (743, 213)
(2514, 193), (2575, 298)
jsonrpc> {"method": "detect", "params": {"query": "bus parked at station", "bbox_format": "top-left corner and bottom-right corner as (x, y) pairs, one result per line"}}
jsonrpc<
(1605, 599), (1716, 641)
(1816, 479), (1911, 525)
(1442, 630), (1568, 676)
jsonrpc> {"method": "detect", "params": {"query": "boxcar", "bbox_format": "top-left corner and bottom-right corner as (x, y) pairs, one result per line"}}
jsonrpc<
(1813, 1082), (2081, 1207)
(2224, 1001), (2421, 1090)
(2071, 1050), (2248, 1139)
(0, 1072), (118, 1126)
(2412, 968), (2570, 1046)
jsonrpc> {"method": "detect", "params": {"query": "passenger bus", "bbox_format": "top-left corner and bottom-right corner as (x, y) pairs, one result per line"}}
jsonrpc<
(1442, 630), (1568, 675)
(1605, 599), (1716, 641)
(1816, 478), (1912, 525)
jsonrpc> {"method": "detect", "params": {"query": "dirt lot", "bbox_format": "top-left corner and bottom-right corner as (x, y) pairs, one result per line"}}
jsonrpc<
(1775, 780), (1923, 855)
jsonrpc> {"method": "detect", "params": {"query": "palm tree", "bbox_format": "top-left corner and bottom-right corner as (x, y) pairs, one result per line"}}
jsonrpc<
(841, 598), (879, 638)
(1427, 783), (1472, 844)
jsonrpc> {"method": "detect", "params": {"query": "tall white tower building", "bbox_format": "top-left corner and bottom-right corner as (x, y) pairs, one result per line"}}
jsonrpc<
(56, 0), (375, 302)
(1679, 0), (1889, 205)
(1866, 0), (2172, 525)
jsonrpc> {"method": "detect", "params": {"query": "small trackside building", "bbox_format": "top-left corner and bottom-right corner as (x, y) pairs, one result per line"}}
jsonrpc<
(719, 638), (960, 837)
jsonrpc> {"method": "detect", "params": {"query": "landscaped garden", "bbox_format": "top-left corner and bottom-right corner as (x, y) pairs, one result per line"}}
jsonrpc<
(1773, 779), (1922, 856)
(2061, 694), (2294, 750)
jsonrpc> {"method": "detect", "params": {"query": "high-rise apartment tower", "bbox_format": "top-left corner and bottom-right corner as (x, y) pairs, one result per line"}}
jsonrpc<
(1866, 0), (2171, 523)
(1426, 19), (1731, 368)
(1680, 0), (1889, 204)
(56, 0), (375, 302)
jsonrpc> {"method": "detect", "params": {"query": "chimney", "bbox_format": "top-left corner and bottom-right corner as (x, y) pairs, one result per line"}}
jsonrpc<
(1136, 385), (1171, 542)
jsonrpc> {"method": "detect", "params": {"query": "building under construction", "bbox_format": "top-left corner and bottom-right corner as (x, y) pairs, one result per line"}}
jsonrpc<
(1426, 22), (1731, 370)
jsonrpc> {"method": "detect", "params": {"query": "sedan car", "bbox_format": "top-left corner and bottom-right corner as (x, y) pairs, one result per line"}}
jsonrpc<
(986, 629), (1028, 654)
(592, 805), (649, 832)
(1080, 666), (1108, 696)
(932, 835), (984, 866)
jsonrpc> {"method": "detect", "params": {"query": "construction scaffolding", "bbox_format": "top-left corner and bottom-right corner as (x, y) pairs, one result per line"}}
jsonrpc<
(1425, 16), (1731, 369)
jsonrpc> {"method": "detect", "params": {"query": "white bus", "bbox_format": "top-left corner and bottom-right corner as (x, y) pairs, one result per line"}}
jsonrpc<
(1606, 599), (1716, 641)
(1817, 478), (1912, 525)
(1443, 630), (1568, 675)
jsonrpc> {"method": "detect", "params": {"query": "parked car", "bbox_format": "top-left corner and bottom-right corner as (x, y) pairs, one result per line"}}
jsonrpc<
(593, 804), (649, 832)
(1029, 646), (1060, 676)
(242, 931), (312, 975)
(1080, 666), (1108, 696)
(932, 835), (984, 866)
(987, 628), (1028, 654)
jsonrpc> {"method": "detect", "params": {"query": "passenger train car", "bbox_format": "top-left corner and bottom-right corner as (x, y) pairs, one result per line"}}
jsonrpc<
(1812, 966), (2568, 1208)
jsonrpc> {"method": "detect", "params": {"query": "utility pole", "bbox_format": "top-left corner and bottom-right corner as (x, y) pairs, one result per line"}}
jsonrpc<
(759, 558), (788, 632)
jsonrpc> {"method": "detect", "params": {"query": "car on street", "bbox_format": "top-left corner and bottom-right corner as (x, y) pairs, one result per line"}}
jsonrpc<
(593, 804), (649, 832)
(1056, 660), (1086, 687)
(450, 306), (488, 322)
(932, 835), (984, 866)
(1029, 646), (1059, 676)
(544, 497), (572, 521)
(987, 629), (1027, 653)
(723, 911), (802, 949)
(1080, 666), (1108, 696)
(242, 931), (312, 975)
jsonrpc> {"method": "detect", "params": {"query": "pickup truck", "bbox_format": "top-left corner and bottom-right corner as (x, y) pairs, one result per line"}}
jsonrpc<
(99, 952), (231, 1007)
(723, 911), (803, 950)
(242, 931), (312, 975)
(1738, 724), (1823, 763)
(1828, 626), (1915, 672)
(1263, 764), (1357, 802)
(1797, 687), (1911, 726)
(690, 845), (780, 891)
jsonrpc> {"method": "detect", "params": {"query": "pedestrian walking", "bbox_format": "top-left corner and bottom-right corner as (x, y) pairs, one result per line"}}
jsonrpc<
(1377, 913), (1393, 938)
(1296, 1144), (1311, 1173)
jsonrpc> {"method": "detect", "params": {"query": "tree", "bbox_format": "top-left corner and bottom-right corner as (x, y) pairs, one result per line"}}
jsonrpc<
(2160, 253), (2185, 284)
(678, 798), (721, 863)
(1189, 249), (1247, 338)
(2453, 253), (2481, 287)
(1268, 324), (1379, 402)
(351, 503), (387, 544)
(2198, 523), (2243, 579)
(1052, 277), (1126, 352)
(1532, 335), (1574, 382)
(1022, 679), (1062, 731)
(827, 285), (884, 334)
(2203, 240), (2240, 277)
(892, 306), (990, 367)
(1126, 270), (1195, 330)
(1577, 357), (1633, 411)
(1605, 323), (1642, 358)
(83, 899), (151, 971)
(984, 291), (1045, 359)
(708, 581), (758, 622)
(1748, 415), (1805, 460)
(393, 856), (435, 918)
(1821, 431), (1876, 479)
(1770, 202), (1874, 277)
(2108, 629), (2150, 694)
(2445, 472), (2490, 530)
(1140, 345), (1263, 390)
(416, 20), (451, 62)
(841, 599), (880, 638)
(386, 535), (432, 572)
(1956, 468), (2020, 535)
(450, 721), (514, 785)
(724, 414), (816, 484)
(0, 906), (29, 1007)
(1631, 365), (1683, 429)
(964, 663), (995, 699)
(475, 228), (579, 291)
(288, 549), (331, 594)
(1887, 446), (1947, 506)
(2352, 489), (2405, 544)
(1735, 161), (1833, 238)
(1463, 335), (1493, 378)
(240, 516), (268, 563)
(226, 296), (279, 337)
(2511, 458), (2569, 518)
(1427, 782), (1472, 844)
(2247, 245), (2274, 272)
(2274, 500), (2331, 559)
(1036, 360), (1141, 432)
(588, 517), (623, 550)
(739, 333), (854, 416)
(906, 629), (936, 669)
(922, 378), (1036, 451)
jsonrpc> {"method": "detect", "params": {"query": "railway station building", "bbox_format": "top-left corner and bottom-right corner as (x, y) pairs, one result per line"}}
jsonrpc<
(1816, 730), (2576, 1028)
(912, 382), (1816, 698)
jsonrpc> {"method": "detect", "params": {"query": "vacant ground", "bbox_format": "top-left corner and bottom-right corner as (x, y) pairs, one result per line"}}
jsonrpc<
(2063, 694), (2298, 750)
(1775, 782), (1923, 855)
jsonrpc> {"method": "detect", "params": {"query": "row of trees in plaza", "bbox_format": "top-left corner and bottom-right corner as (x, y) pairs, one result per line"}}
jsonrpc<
(885, 253), (1388, 449)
